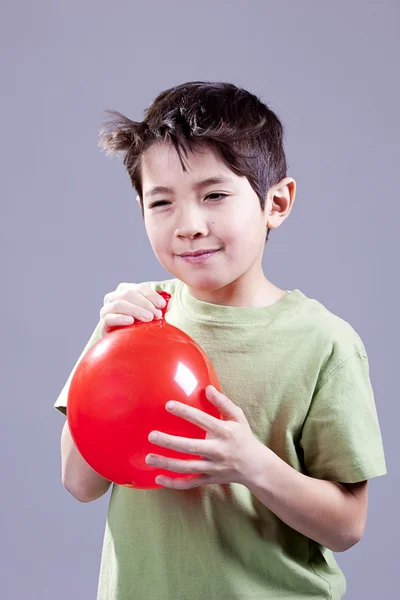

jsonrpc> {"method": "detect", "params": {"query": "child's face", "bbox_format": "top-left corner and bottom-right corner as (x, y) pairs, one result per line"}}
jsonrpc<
(139, 141), (293, 302)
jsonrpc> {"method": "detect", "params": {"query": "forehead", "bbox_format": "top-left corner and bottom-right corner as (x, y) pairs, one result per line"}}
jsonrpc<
(140, 141), (237, 191)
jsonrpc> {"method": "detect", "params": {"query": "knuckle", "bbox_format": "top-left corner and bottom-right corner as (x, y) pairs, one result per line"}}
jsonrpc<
(120, 289), (131, 301)
(213, 447), (225, 461)
(138, 283), (154, 297)
(108, 300), (118, 312)
(163, 436), (172, 449)
(218, 448), (228, 464)
(118, 282), (139, 293)
(223, 425), (235, 440)
(109, 300), (124, 314)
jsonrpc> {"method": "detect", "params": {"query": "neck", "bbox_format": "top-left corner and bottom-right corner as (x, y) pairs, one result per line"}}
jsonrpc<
(187, 272), (287, 308)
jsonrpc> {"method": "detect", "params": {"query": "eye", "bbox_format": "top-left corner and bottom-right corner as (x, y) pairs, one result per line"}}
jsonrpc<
(149, 193), (227, 209)
(149, 200), (171, 208)
(206, 193), (227, 201)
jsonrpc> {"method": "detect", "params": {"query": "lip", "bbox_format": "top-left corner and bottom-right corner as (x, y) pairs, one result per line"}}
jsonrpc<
(178, 248), (221, 264)
(179, 248), (221, 257)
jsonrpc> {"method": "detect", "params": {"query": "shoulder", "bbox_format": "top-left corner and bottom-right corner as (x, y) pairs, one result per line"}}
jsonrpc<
(292, 291), (369, 381)
(299, 293), (365, 349)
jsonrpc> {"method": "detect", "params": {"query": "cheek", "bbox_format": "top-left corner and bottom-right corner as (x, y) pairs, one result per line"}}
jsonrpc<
(144, 221), (162, 255)
(149, 236), (166, 258)
(223, 215), (265, 261)
(222, 211), (259, 244)
(216, 211), (244, 237)
(146, 227), (176, 267)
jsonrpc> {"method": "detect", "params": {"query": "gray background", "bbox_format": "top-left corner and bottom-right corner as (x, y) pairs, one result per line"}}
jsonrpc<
(1, 1), (398, 598)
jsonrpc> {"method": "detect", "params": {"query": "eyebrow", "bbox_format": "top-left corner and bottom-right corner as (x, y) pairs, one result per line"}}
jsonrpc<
(144, 176), (234, 199)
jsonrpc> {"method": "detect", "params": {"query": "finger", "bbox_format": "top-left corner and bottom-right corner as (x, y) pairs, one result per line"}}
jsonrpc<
(205, 386), (245, 421)
(104, 288), (164, 316)
(103, 314), (135, 328)
(101, 299), (161, 322)
(165, 401), (226, 435)
(104, 291), (160, 316)
(104, 286), (127, 304)
(146, 454), (214, 474)
(146, 287), (167, 309)
(148, 431), (219, 459)
(120, 283), (167, 310)
(156, 474), (212, 490)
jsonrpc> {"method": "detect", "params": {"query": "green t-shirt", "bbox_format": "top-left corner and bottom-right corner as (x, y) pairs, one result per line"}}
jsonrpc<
(55, 279), (387, 600)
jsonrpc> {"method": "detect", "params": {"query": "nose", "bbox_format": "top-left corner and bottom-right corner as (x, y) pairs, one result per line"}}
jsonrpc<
(174, 205), (209, 239)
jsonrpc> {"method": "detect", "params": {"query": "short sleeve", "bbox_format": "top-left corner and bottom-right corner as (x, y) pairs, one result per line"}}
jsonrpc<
(54, 321), (102, 416)
(299, 351), (387, 483)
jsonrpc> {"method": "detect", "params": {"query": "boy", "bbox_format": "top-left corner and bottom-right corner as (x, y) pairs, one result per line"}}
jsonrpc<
(55, 81), (386, 600)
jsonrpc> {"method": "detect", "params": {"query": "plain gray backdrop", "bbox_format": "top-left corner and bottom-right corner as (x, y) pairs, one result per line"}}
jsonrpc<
(1, 1), (398, 598)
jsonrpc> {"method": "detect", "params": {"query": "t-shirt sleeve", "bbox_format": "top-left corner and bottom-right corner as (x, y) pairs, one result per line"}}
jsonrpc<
(299, 350), (387, 483)
(54, 321), (102, 416)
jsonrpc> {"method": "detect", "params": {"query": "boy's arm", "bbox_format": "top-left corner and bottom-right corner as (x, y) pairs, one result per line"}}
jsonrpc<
(245, 443), (368, 553)
(61, 420), (112, 502)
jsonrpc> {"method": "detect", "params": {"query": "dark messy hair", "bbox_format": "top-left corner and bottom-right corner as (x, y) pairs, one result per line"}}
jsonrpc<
(99, 81), (287, 243)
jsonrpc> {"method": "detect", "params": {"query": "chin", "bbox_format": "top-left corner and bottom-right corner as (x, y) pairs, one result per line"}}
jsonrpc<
(161, 264), (219, 290)
(160, 255), (241, 292)
(180, 272), (233, 293)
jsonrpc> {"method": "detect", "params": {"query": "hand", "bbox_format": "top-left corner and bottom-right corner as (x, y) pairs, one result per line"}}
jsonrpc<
(99, 282), (167, 337)
(145, 386), (263, 490)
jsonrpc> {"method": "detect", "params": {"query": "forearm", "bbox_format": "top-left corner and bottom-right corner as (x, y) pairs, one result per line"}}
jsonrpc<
(244, 442), (362, 552)
(61, 420), (112, 502)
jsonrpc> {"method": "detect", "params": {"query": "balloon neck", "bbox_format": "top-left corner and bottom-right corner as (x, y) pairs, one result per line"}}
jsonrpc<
(157, 291), (171, 319)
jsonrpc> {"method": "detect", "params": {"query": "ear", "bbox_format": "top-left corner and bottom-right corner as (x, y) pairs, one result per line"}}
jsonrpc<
(265, 177), (296, 230)
(136, 194), (141, 206)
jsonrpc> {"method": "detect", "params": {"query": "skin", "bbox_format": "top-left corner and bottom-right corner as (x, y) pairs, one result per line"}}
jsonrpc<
(136, 140), (369, 551)
(139, 140), (295, 308)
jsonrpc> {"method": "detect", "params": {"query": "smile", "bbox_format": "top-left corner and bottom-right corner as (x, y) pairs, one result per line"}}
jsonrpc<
(178, 249), (221, 263)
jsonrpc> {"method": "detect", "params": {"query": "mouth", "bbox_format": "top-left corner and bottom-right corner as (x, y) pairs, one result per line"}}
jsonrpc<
(179, 248), (221, 258)
(178, 248), (221, 263)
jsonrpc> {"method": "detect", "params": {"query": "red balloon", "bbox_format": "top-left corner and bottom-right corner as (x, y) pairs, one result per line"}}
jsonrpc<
(67, 292), (222, 489)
